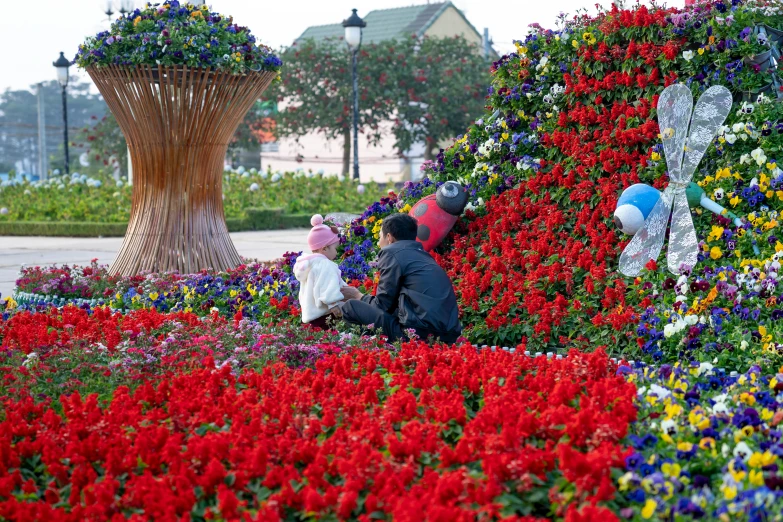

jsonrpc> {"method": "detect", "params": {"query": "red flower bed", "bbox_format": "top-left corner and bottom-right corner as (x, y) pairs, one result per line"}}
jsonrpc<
(0, 306), (201, 355)
(432, 5), (682, 348)
(0, 346), (635, 521)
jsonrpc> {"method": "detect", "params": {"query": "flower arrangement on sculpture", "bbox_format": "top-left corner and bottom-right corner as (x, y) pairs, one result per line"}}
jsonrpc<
(74, 1), (282, 74)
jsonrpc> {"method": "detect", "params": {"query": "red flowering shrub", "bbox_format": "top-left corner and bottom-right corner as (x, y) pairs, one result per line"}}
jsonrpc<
(0, 347), (635, 521)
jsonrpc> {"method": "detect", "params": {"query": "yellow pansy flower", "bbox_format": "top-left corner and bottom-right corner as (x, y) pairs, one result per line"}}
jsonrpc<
(708, 225), (724, 241)
(661, 462), (681, 477)
(689, 408), (710, 430)
(665, 403), (682, 419)
(641, 499), (657, 519)
(749, 451), (776, 468)
(677, 441), (694, 452)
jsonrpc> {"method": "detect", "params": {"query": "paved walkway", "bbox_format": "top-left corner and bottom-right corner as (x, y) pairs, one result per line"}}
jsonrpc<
(0, 230), (310, 299)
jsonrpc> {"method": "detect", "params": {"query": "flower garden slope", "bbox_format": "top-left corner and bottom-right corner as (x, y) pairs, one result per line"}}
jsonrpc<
(11, 1), (783, 367)
(390, 2), (783, 361)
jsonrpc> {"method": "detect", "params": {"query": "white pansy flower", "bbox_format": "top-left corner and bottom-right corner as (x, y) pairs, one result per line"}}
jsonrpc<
(751, 148), (767, 166)
(664, 323), (677, 338)
(683, 50), (694, 61)
(649, 383), (672, 399)
(661, 419), (678, 434)
(733, 441), (752, 462)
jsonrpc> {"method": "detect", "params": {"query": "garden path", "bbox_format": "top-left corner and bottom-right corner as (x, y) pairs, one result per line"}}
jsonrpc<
(0, 229), (310, 300)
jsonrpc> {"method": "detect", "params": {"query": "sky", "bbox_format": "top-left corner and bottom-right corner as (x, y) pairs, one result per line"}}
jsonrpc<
(0, 0), (685, 93)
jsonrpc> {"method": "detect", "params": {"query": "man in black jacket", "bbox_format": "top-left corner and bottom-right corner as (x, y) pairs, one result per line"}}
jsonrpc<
(337, 213), (462, 344)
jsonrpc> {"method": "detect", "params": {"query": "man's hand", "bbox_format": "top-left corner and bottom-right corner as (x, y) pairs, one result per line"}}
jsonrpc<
(340, 286), (363, 300)
(329, 305), (343, 318)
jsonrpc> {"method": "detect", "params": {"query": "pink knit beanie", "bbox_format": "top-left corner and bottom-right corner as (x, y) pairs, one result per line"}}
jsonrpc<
(307, 215), (340, 251)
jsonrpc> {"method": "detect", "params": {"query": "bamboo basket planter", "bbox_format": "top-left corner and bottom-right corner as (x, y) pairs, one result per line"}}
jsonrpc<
(87, 65), (277, 276)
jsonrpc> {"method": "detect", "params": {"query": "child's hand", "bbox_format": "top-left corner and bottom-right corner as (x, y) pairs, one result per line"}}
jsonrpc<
(329, 305), (343, 318)
(340, 287), (363, 300)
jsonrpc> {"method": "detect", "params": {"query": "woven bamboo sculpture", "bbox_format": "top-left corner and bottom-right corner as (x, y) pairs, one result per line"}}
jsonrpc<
(88, 65), (277, 276)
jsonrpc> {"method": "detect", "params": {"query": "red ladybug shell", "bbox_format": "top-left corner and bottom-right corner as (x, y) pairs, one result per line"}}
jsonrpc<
(408, 194), (458, 252)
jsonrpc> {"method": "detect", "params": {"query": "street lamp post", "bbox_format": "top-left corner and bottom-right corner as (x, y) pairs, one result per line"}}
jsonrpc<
(53, 52), (71, 176)
(342, 9), (365, 181)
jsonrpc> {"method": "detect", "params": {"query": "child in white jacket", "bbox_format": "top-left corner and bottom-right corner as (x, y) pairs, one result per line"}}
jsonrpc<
(294, 215), (361, 328)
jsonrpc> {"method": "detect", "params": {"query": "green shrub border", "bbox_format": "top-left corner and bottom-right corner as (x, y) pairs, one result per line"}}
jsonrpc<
(0, 208), (335, 237)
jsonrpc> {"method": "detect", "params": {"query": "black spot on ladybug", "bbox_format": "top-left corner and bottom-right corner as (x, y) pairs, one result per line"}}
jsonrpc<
(417, 224), (431, 241)
(413, 202), (428, 217)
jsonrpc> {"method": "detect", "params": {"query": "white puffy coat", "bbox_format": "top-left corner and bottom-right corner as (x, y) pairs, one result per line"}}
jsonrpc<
(293, 254), (347, 323)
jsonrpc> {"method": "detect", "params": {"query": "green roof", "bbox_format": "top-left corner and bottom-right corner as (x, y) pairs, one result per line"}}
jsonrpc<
(295, 2), (468, 45)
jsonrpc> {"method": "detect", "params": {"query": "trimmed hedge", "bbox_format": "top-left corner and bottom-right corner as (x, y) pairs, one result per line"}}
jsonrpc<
(0, 221), (129, 237)
(0, 209), (329, 237)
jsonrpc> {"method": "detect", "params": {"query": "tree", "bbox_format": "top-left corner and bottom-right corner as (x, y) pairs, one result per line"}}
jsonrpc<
(391, 36), (490, 160)
(265, 35), (491, 170)
(0, 80), (107, 174)
(264, 37), (399, 175)
(77, 113), (127, 175)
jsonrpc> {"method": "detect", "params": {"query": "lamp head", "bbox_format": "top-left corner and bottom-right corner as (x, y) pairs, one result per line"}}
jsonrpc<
(53, 52), (71, 88)
(342, 9), (366, 50)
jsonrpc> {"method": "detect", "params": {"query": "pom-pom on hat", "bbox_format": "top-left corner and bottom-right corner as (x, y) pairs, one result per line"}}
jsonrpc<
(308, 214), (340, 251)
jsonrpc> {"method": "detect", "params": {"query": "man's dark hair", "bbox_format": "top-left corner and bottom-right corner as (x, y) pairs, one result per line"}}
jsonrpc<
(382, 213), (418, 241)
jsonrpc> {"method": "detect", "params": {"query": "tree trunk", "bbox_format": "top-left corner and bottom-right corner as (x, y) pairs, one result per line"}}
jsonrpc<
(423, 137), (436, 161)
(342, 127), (350, 176)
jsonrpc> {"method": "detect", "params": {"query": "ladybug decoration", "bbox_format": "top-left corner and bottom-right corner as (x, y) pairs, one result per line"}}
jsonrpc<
(409, 181), (469, 252)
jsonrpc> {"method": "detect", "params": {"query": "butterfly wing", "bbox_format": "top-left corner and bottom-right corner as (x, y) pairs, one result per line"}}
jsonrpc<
(666, 192), (699, 274)
(657, 84), (693, 182)
(678, 85), (733, 183)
